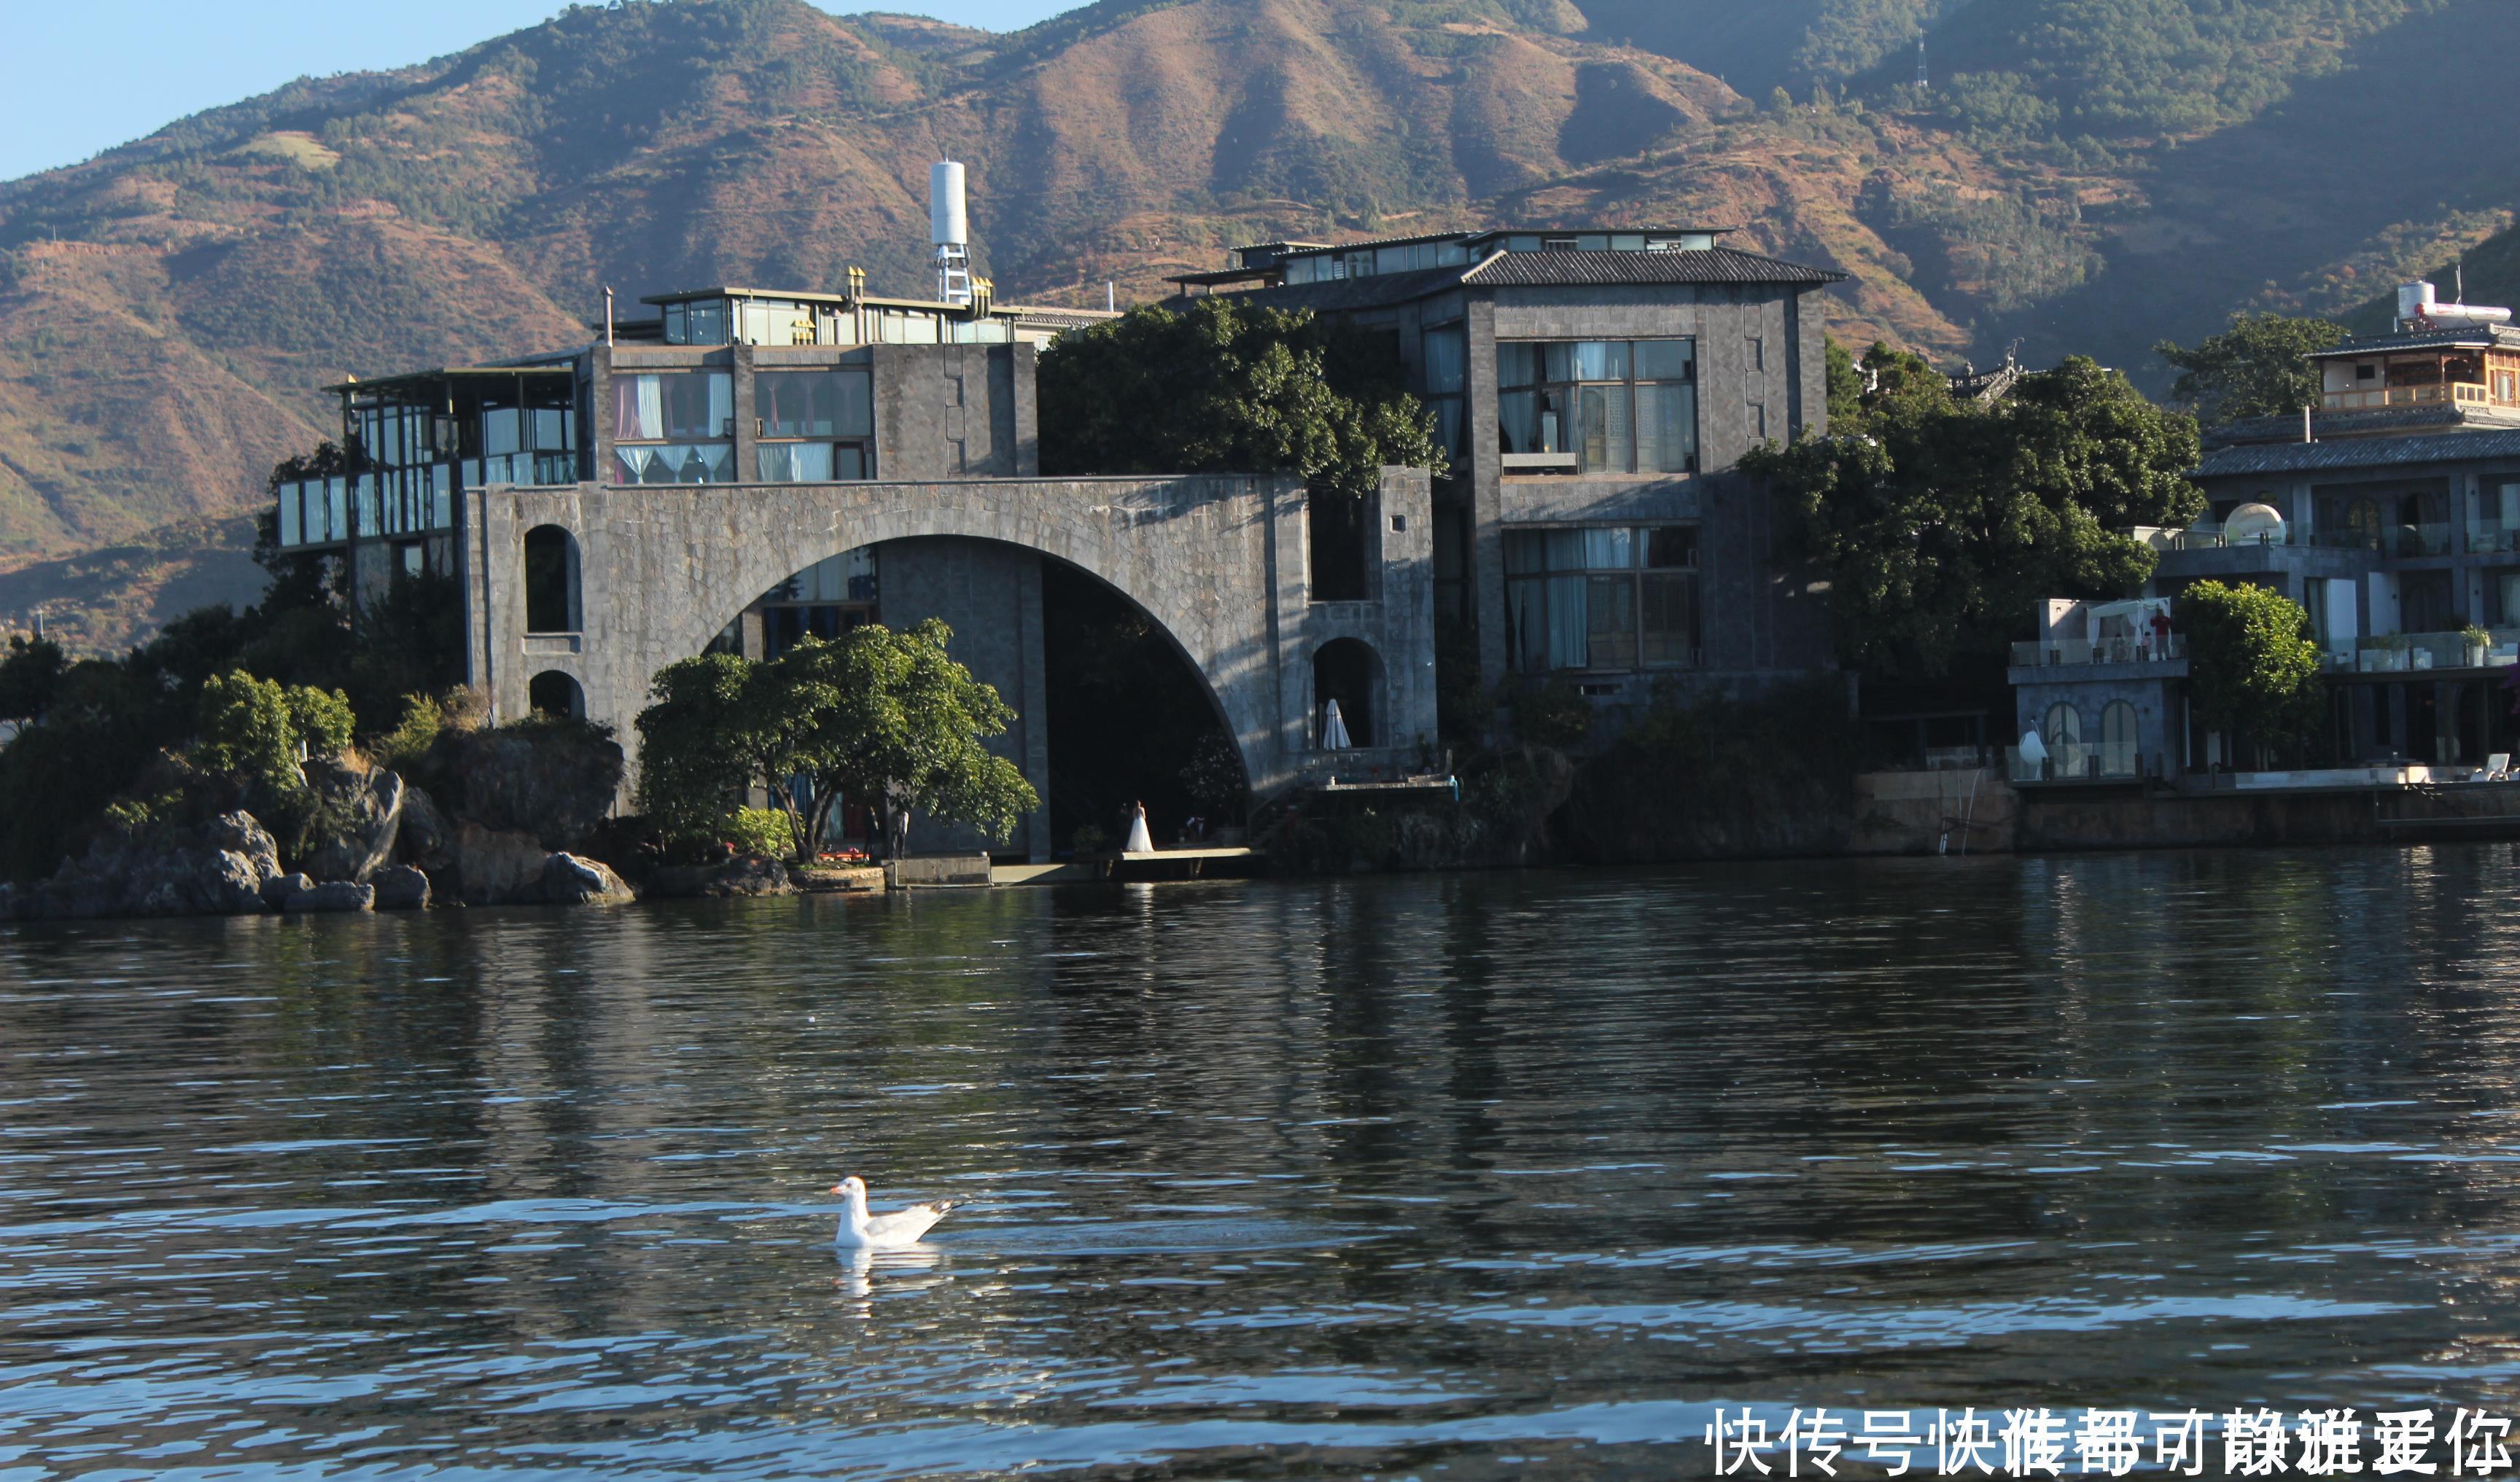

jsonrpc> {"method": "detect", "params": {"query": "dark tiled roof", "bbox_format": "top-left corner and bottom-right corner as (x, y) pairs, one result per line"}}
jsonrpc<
(1462, 247), (1846, 286)
(2196, 429), (2520, 478)
(2207, 405), (2520, 448)
(1190, 265), (1477, 313)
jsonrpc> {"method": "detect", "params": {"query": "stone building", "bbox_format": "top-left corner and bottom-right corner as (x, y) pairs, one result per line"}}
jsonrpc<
(269, 220), (1854, 858)
(1171, 227), (1848, 714)
(269, 277), (1437, 861)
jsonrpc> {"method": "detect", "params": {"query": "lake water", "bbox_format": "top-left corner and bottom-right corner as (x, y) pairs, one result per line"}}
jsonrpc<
(8, 848), (2520, 1478)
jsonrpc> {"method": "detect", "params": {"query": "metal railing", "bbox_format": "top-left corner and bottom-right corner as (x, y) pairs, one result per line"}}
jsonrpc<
(2164, 521), (2296, 550)
(2010, 634), (2186, 668)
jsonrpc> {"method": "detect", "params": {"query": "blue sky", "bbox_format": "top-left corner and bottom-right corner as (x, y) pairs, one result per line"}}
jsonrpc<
(3, 1), (1084, 184)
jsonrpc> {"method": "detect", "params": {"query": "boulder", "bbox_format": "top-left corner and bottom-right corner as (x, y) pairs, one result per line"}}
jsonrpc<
(397, 785), (455, 874)
(16, 811), (286, 919)
(298, 760), (405, 884)
(372, 865), (432, 911)
(261, 871), (314, 910)
(283, 881), (373, 913)
(541, 852), (634, 905)
(643, 854), (798, 899)
(424, 725), (624, 851)
(448, 821), (549, 905)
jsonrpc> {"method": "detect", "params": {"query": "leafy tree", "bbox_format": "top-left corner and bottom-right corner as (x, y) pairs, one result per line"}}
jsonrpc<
(2155, 312), (2349, 426)
(635, 621), (1037, 860)
(0, 636), (66, 724)
(1824, 337), (1866, 428)
(194, 671), (353, 795)
(2178, 580), (2324, 763)
(1743, 354), (2204, 678)
(778, 620), (1038, 857)
(1038, 297), (1440, 501)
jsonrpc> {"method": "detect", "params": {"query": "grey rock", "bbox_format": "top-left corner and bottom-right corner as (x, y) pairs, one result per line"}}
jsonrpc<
(299, 760), (405, 884)
(262, 872), (314, 910)
(425, 728), (623, 851)
(17, 811), (285, 920)
(541, 852), (634, 905)
(449, 821), (549, 905)
(397, 785), (454, 874)
(372, 865), (432, 910)
(283, 881), (374, 913)
(642, 854), (797, 899)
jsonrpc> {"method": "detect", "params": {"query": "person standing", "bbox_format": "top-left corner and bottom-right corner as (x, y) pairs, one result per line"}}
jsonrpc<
(1124, 800), (1154, 854)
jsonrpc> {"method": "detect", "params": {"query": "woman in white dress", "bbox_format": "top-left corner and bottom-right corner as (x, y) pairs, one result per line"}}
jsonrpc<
(1123, 800), (1155, 854)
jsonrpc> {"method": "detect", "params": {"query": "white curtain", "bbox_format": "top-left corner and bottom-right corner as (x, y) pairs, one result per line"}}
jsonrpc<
(1547, 575), (1587, 670)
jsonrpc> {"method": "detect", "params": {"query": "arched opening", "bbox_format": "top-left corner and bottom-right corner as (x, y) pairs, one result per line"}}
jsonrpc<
(524, 525), (580, 634)
(2044, 701), (2083, 778)
(529, 670), (584, 721)
(1314, 638), (1382, 749)
(685, 540), (1246, 859)
(1042, 558), (1245, 851)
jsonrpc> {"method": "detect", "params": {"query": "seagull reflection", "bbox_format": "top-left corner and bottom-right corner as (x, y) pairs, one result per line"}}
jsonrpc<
(833, 1243), (945, 1300)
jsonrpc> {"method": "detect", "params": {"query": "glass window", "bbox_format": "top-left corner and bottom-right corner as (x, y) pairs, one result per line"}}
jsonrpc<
(612, 443), (736, 485)
(757, 370), (873, 439)
(1422, 327), (1466, 463)
(1501, 525), (1700, 673)
(613, 372), (732, 443)
(277, 482), (300, 546)
(1500, 340), (1697, 475)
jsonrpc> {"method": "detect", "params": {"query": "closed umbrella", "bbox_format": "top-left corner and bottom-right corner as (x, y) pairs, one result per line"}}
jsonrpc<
(1322, 699), (1353, 751)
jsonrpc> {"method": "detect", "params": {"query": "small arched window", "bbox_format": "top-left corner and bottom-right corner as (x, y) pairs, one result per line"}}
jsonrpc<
(524, 525), (580, 634)
(2043, 703), (2082, 749)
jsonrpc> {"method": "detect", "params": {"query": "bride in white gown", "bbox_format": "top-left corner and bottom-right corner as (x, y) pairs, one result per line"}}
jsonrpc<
(1124, 800), (1155, 854)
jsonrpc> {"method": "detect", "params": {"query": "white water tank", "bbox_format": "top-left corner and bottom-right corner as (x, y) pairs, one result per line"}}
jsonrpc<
(930, 161), (968, 248)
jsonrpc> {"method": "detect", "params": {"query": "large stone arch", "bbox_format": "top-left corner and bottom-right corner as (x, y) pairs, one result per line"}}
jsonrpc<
(467, 475), (1346, 806)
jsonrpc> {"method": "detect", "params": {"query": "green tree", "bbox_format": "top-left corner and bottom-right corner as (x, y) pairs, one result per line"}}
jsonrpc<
(634, 652), (807, 851)
(2178, 580), (2325, 765)
(779, 620), (1038, 856)
(0, 636), (66, 724)
(1743, 354), (2203, 677)
(2155, 312), (2349, 426)
(635, 621), (1038, 860)
(1038, 297), (1440, 501)
(194, 670), (353, 795)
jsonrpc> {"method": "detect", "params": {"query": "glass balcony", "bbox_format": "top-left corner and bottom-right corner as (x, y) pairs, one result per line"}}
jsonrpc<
(2010, 633), (2185, 668)
(2349, 631), (2520, 672)
(2323, 382), (2490, 411)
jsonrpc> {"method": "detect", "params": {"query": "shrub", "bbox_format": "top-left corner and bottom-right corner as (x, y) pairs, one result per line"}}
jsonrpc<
(1510, 675), (1593, 750)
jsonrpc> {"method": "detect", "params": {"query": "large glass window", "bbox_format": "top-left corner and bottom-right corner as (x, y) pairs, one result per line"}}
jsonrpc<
(1504, 524), (1700, 673)
(1496, 340), (1695, 475)
(612, 370), (734, 485)
(1421, 326), (1465, 464)
(755, 369), (875, 483)
(663, 300), (730, 346)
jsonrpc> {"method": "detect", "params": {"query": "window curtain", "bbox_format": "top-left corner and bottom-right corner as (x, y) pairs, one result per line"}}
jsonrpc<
(1547, 574), (1588, 670)
(613, 375), (665, 441)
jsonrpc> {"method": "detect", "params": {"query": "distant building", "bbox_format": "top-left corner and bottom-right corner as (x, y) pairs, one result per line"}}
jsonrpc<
(1172, 227), (1848, 714)
(2012, 279), (2520, 780)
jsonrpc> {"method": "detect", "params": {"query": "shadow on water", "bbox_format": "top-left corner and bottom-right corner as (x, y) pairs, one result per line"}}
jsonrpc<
(7, 847), (2520, 1475)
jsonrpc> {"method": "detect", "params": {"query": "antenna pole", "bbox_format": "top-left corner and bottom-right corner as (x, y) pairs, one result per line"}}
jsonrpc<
(603, 285), (615, 347)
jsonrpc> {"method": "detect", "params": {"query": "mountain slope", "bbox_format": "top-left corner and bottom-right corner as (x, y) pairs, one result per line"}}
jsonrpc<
(0, 0), (1974, 584)
(8, 0), (2518, 652)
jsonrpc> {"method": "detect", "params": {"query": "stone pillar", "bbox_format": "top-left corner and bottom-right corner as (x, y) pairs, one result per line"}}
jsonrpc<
(1464, 297), (1509, 690)
(731, 341), (758, 488)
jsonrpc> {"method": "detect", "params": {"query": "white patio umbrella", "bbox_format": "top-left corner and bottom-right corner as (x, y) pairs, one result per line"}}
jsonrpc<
(1322, 698), (1353, 751)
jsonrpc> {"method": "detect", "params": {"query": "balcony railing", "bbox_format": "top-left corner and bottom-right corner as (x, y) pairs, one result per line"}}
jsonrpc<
(2323, 382), (2492, 411)
(2010, 634), (2186, 669)
(2006, 741), (2142, 784)
(2347, 631), (2520, 672)
(2306, 522), (2455, 555)
(2472, 523), (2520, 555)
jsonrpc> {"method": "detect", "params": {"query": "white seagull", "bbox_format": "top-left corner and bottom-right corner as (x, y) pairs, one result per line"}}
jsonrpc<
(831, 1175), (958, 1250)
